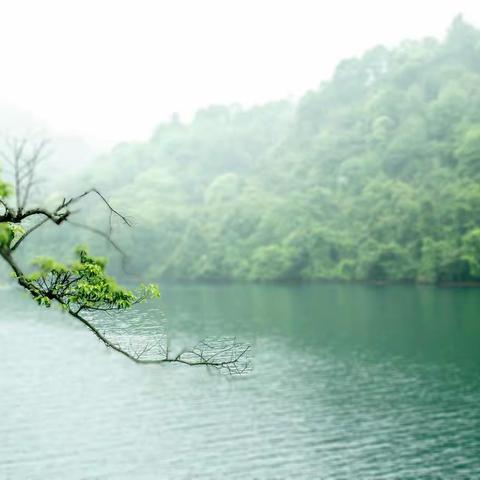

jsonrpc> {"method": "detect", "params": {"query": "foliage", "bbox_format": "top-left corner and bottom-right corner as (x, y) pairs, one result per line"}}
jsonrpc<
(24, 246), (159, 310)
(0, 170), (12, 199)
(0, 223), (24, 249)
(0, 161), (160, 314)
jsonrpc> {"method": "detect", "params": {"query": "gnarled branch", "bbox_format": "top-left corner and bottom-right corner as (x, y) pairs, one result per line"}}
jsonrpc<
(0, 137), (251, 375)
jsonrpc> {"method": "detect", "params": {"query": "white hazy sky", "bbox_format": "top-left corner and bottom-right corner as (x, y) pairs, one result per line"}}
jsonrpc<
(0, 0), (479, 147)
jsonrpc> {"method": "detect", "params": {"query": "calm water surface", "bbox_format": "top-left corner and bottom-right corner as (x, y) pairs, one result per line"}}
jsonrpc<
(1, 283), (480, 479)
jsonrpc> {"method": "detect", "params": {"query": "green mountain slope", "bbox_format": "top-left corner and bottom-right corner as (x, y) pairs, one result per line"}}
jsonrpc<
(80, 16), (480, 283)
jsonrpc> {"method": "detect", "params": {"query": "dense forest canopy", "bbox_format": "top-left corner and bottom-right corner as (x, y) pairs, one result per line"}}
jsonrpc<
(23, 16), (480, 284)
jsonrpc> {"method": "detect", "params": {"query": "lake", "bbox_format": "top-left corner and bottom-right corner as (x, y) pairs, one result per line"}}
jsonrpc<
(1, 283), (480, 479)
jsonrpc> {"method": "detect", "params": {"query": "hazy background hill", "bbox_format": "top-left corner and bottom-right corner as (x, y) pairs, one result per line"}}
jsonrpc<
(7, 16), (480, 285)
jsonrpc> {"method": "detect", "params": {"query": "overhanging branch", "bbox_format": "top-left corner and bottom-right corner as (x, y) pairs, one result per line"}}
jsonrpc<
(0, 137), (251, 375)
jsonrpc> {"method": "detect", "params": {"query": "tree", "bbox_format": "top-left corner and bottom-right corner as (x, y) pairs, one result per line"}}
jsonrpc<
(0, 137), (251, 374)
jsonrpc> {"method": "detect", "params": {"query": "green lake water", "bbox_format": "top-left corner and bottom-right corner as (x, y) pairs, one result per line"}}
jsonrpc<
(1, 283), (479, 479)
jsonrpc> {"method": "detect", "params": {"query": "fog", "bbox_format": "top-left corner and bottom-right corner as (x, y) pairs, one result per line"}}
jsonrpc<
(1, 0), (479, 147)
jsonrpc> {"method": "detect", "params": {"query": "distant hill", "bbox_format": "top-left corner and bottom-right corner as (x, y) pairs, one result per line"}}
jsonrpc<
(24, 16), (480, 284)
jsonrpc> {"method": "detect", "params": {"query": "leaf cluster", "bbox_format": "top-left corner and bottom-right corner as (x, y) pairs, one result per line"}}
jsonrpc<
(0, 172), (12, 199)
(24, 246), (159, 312)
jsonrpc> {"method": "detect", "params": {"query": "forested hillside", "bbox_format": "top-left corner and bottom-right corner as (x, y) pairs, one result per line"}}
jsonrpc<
(76, 16), (480, 283)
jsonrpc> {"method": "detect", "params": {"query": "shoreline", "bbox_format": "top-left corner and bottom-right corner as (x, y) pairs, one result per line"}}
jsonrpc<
(122, 277), (480, 289)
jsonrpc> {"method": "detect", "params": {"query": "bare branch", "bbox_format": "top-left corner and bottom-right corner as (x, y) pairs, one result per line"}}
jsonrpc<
(64, 188), (132, 229)
(11, 217), (49, 251)
(0, 136), (49, 213)
(66, 219), (128, 260)
(0, 198), (8, 215)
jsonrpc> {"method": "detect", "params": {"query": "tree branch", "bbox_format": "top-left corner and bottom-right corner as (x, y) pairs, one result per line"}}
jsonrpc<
(11, 217), (50, 251)
(0, 137), (251, 375)
(66, 219), (128, 261)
